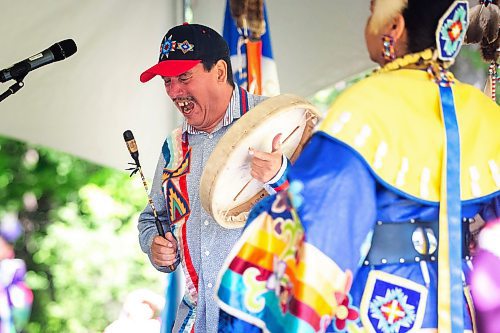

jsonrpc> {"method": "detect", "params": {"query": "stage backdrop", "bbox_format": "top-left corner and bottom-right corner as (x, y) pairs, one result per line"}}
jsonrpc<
(0, 0), (371, 177)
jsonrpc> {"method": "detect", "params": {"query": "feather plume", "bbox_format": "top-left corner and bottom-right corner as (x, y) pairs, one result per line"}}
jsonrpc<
(481, 36), (500, 61)
(247, 0), (266, 40)
(484, 4), (500, 43)
(230, 0), (248, 30)
(229, 0), (266, 40)
(466, 4), (486, 43)
(466, 1), (500, 62)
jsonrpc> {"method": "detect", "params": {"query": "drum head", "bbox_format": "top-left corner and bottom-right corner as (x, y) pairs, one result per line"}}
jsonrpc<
(200, 94), (320, 229)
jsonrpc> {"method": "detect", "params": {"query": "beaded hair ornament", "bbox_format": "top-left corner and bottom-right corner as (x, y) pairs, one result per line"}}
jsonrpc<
(375, 1), (469, 87)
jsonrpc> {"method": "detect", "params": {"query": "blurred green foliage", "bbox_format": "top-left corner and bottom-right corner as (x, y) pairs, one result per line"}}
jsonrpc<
(0, 136), (164, 333)
(460, 46), (499, 102)
(310, 69), (371, 117)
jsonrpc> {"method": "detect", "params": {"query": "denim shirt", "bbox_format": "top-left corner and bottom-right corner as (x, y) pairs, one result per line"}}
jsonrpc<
(138, 86), (272, 333)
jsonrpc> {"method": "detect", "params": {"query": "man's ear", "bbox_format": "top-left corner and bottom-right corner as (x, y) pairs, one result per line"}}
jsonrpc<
(215, 59), (227, 83)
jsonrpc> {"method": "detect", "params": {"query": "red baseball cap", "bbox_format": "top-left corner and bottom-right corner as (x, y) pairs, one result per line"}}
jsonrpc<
(140, 23), (230, 83)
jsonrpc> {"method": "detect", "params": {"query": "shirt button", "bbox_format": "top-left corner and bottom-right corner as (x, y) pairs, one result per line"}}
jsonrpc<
(204, 220), (209, 226)
(208, 134), (213, 139)
(205, 250), (210, 256)
(207, 283), (213, 288)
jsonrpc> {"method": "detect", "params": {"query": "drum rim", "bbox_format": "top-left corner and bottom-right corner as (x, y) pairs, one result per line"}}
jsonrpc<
(200, 93), (319, 228)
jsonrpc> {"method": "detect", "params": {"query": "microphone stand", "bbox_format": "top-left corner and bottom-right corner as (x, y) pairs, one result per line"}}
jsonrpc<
(0, 76), (26, 103)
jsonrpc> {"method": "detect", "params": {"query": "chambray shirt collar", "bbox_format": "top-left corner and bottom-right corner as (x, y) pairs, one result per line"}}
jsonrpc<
(182, 85), (246, 135)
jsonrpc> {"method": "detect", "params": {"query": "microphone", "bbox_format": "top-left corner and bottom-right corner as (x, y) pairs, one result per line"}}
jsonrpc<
(123, 130), (140, 167)
(0, 39), (77, 83)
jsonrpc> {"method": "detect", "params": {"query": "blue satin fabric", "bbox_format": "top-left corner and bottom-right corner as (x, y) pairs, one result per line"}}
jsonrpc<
(218, 132), (499, 332)
(438, 84), (464, 332)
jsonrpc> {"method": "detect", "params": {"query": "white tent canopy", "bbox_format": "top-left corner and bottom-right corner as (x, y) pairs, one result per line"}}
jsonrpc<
(0, 0), (371, 178)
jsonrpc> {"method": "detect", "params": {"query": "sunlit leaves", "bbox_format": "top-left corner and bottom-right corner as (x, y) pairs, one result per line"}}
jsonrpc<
(0, 135), (164, 333)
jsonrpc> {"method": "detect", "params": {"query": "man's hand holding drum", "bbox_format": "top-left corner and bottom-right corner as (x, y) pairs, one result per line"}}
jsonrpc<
(249, 133), (283, 183)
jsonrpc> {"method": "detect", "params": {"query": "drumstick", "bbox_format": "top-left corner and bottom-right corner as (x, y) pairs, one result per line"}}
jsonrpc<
(123, 130), (176, 271)
(232, 111), (319, 203)
(282, 125), (301, 144)
(233, 178), (253, 202)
